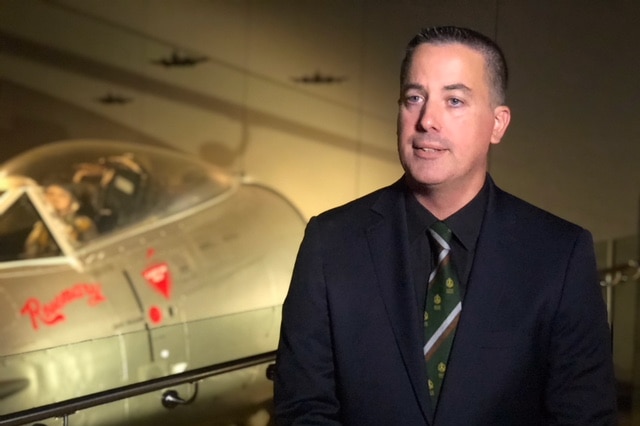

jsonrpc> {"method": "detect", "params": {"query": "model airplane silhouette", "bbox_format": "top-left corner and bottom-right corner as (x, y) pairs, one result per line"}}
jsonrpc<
(291, 71), (347, 84)
(152, 51), (208, 67)
(97, 92), (132, 104)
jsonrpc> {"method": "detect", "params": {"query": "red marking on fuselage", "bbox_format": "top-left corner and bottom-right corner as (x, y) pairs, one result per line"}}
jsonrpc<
(142, 262), (172, 299)
(149, 306), (162, 324)
(21, 283), (106, 331)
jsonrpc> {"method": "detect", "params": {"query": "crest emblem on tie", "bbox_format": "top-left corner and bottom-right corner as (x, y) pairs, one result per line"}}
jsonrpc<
(446, 277), (455, 294)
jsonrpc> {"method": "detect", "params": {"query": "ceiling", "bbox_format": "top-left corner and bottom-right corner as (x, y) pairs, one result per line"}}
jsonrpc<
(0, 0), (638, 243)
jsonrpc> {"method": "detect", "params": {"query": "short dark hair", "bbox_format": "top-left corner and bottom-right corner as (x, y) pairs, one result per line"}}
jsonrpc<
(400, 26), (508, 105)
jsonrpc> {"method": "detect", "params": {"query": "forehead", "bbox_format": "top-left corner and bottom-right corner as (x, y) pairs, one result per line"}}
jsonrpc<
(406, 42), (488, 86)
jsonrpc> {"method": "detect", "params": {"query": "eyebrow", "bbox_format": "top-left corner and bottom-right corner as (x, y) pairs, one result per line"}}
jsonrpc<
(444, 83), (472, 94)
(401, 83), (425, 93)
(401, 82), (473, 94)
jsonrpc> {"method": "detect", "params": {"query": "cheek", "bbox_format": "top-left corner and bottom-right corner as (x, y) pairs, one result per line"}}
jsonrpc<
(398, 118), (417, 144)
(457, 114), (495, 144)
(59, 196), (71, 207)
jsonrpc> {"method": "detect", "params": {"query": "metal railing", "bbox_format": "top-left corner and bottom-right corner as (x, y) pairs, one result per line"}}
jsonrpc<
(0, 351), (276, 426)
(599, 259), (640, 326)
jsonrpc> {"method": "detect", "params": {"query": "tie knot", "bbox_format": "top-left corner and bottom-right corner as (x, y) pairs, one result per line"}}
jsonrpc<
(429, 221), (453, 243)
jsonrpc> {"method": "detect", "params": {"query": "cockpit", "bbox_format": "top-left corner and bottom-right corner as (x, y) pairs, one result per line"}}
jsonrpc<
(0, 140), (236, 262)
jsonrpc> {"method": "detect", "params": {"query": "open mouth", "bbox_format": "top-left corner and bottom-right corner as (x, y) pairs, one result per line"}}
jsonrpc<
(418, 147), (445, 152)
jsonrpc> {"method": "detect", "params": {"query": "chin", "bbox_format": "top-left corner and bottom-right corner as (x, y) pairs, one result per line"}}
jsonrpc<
(404, 173), (444, 191)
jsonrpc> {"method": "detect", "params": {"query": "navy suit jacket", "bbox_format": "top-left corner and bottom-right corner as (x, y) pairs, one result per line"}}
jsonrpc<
(274, 177), (616, 425)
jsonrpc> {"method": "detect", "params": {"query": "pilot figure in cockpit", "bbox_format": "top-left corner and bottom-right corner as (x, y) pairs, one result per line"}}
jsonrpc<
(24, 183), (97, 258)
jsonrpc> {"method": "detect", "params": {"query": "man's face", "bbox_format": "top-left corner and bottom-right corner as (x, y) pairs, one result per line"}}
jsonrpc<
(397, 42), (510, 196)
(45, 185), (74, 214)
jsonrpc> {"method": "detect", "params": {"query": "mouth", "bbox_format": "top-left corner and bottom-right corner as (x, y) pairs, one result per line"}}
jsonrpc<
(417, 147), (446, 152)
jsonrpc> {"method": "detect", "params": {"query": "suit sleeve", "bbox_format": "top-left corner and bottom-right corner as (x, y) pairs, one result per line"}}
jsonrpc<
(274, 217), (342, 425)
(545, 230), (617, 424)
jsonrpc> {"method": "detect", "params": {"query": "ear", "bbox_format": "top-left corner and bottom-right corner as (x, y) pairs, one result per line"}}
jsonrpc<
(490, 105), (511, 144)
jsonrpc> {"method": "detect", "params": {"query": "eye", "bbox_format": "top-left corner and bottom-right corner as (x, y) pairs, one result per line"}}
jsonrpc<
(448, 97), (464, 107)
(402, 94), (424, 106)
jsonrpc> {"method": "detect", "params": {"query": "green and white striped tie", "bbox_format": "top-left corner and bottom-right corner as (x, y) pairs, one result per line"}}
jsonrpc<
(423, 221), (462, 403)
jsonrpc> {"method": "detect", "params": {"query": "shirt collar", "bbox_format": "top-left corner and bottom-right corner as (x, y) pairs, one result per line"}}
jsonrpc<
(404, 177), (489, 251)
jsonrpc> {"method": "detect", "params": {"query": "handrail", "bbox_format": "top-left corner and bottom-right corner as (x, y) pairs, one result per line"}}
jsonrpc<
(0, 351), (276, 426)
(599, 259), (640, 287)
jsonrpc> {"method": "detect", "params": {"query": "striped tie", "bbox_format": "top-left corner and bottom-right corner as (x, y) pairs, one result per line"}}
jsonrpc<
(423, 221), (462, 403)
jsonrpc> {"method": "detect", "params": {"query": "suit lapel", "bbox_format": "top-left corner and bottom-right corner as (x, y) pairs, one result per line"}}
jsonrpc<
(434, 179), (518, 421)
(366, 180), (434, 423)
(458, 180), (518, 326)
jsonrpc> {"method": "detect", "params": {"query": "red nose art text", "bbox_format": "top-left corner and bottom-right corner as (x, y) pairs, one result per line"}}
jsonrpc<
(21, 283), (106, 330)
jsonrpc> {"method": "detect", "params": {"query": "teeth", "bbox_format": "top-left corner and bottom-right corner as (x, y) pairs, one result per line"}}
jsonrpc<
(420, 148), (441, 152)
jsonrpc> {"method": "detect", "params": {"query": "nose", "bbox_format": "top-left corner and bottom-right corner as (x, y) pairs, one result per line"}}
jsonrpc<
(419, 102), (440, 132)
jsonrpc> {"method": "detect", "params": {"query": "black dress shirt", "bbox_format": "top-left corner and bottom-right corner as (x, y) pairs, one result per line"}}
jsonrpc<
(404, 178), (489, 312)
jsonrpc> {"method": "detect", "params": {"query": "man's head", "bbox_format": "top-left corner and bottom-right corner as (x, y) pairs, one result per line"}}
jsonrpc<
(400, 26), (508, 107)
(45, 184), (79, 215)
(396, 26), (511, 215)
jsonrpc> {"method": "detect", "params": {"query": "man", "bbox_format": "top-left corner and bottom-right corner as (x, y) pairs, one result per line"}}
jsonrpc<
(274, 26), (616, 425)
(24, 183), (97, 258)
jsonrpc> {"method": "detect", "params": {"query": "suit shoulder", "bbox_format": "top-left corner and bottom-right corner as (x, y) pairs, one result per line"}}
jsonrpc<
(495, 187), (588, 238)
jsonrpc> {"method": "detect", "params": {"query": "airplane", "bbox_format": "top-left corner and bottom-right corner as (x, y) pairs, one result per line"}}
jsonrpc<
(152, 51), (209, 68)
(97, 92), (133, 105)
(291, 71), (347, 84)
(0, 140), (305, 425)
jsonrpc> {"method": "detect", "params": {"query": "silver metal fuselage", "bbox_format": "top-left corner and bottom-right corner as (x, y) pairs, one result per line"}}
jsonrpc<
(0, 140), (305, 425)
